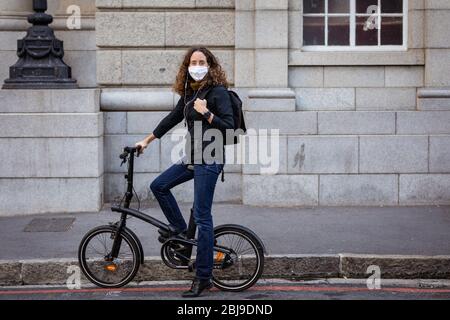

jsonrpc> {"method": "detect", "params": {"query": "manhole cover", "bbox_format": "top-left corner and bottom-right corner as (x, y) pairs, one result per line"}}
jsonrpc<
(23, 217), (76, 232)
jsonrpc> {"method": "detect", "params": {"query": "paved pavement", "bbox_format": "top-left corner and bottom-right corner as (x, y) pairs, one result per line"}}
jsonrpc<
(1, 279), (450, 300)
(1, 203), (450, 261)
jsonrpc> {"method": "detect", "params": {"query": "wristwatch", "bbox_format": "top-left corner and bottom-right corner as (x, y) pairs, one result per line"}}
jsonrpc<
(202, 110), (212, 120)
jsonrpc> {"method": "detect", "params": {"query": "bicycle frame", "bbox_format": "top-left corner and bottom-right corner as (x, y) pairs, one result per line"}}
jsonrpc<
(109, 146), (176, 259)
(109, 146), (233, 264)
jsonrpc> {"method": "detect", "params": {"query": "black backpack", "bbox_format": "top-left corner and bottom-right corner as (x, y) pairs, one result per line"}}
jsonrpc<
(227, 90), (247, 145)
(200, 86), (247, 145)
(199, 86), (247, 182)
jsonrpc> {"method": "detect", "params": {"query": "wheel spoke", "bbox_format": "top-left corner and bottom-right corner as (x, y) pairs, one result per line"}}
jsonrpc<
(212, 229), (263, 291)
(86, 243), (105, 257)
(80, 229), (138, 287)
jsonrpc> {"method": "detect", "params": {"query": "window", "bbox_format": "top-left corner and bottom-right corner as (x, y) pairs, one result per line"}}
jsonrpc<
(302, 0), (407, 50)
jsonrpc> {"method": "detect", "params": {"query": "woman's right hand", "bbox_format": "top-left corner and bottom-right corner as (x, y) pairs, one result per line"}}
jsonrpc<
(135, 139), (149, 155)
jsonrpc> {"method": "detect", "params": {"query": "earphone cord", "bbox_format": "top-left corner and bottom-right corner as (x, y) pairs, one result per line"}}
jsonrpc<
(183, 74), (203, 127)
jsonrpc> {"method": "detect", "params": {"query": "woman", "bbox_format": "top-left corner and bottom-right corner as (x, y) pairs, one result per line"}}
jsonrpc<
(134, 46), (234, 298)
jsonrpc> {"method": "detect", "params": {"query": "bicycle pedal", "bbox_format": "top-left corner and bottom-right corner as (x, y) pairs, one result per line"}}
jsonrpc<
(158, 236), (167, 244)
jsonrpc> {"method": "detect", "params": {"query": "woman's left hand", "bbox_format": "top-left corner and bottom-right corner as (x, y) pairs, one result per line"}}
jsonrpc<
(194, 98), (208, 115)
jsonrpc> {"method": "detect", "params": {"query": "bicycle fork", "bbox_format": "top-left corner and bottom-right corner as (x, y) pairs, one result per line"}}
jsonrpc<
(109, 213), (127, 260)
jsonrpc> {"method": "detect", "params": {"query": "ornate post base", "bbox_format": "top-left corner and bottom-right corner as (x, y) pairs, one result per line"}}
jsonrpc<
(2, 0), (77, 89)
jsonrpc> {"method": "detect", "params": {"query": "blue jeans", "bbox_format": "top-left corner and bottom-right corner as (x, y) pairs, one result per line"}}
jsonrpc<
(150, 159), (224, 280)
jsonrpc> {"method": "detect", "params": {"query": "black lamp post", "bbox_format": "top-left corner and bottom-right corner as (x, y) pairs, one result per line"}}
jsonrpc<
(2, 0), (77, 89)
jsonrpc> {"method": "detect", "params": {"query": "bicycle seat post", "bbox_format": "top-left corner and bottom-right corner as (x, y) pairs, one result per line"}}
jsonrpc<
(179, 206), (196, 260)
(186, 206), (196, 239)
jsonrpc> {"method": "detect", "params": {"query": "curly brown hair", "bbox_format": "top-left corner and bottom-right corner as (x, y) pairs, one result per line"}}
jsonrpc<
(172, 46), (229, 96)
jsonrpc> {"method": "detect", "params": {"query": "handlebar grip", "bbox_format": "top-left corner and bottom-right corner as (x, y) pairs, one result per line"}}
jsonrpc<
(120, 145), (142, 159)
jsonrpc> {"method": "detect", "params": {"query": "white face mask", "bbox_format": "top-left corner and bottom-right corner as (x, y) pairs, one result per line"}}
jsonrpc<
(188, 65), (209, 81)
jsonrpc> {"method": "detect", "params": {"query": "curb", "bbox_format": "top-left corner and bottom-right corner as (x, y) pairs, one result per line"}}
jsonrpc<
(1, 254), (450, 286)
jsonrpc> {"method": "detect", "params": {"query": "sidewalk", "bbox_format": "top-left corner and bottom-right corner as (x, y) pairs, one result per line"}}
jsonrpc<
(1, 203), (450, 285)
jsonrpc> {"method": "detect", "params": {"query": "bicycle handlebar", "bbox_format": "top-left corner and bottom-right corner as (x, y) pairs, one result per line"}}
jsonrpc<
(119, 145), (142, 160)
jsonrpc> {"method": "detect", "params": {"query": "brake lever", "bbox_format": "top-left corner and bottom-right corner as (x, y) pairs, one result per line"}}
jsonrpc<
(120, 158), (127, 167)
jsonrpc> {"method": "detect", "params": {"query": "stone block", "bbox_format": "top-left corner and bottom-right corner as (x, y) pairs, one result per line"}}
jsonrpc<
(104, 112), (127, 134)
(0, 89), (100, 113)
(165, 12), (234, 46)
(243, 174), (319, 206)
(289, 67), (323, 88)
(425, 49), (450, 87)
(234, 50), (255, 87)
(356, 88), (416, 110)
(295, 88), (355, 111)
(96, 50), (122, 85)
(245, 111), (317, 134)
(397, 111), (450, 134)
(400, 174), (450, 205)
(255, 49), (288, 87)
(255, 10), (288, 48)
(324, 67), (384, 88)
(63, 50), (97, 88)
(430, 136), (450, 173)
(360, 136), (428, 173)
(319, 174), (398, 206)
(318, 111), (396, 135)
(96, 12), (165, 47)
(0, 138), (103, 178)
(288, 136), (359, 174)
(0, 177), (103, 216)
(235, 11), (255, 49)
(425, 10), (450, 48)
(0, 113), (103, 138)
(385, 66), (424, 87)
(243, 135), (287, 174)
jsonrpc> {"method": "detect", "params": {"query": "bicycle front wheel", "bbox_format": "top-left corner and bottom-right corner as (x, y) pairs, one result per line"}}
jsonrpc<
(78, 225), (140, 288)
(212, 225), (265, 292)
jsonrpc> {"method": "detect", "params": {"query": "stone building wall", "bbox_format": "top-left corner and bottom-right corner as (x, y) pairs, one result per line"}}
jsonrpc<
(0, 0), (102, 215)
(0, 0), (449, 215)
(96, 0), (241, 204)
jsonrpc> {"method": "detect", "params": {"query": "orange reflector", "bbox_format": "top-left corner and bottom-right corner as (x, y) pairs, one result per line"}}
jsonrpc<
(105, 264), (117, 272)
(215, 252), (225, 261)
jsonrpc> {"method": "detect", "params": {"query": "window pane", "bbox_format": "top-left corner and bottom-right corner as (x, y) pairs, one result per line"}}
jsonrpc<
(328, 0), (350, 13)
(303, 16), (325, 45)
(303, 0), (325, 14)
(356, 0), (378, 14)
(328, 17), (350, 45)
(381, 17), (403, 45)
(356, 16), (378, 45)
(381, 0), (403, 13)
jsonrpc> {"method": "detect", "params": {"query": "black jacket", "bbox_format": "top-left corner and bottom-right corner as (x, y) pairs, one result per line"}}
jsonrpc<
(152, 84), (234, 165)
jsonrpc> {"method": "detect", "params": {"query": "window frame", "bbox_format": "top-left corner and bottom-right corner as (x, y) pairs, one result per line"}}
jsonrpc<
(302, 0), (408, 51)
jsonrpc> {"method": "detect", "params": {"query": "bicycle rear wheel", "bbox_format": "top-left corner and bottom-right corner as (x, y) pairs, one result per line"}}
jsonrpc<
(78, 225), (140, 288)
(212, 225), (265, 292)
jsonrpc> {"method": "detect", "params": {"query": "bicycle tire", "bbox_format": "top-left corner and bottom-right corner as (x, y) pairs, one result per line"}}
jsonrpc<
(78, 225), (141, 288)
(212, 225), (265, 292)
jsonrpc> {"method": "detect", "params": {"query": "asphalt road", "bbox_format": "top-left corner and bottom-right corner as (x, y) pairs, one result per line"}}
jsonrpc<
(1, 279), (450, 300)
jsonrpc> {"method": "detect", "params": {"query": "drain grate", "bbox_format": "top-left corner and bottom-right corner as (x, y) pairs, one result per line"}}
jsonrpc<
(23, 217), (76, 232)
